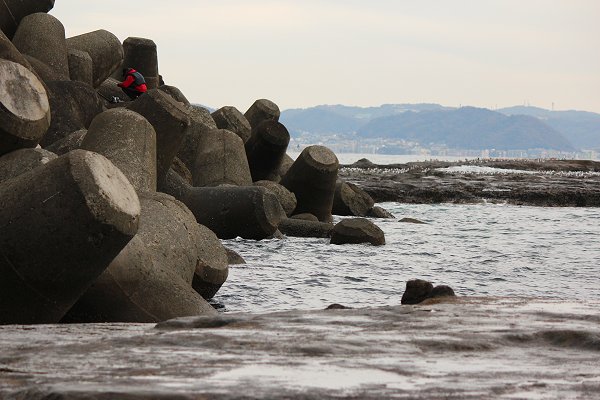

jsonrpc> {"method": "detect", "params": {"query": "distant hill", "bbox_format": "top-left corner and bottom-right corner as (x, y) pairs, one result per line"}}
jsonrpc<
(280, 103), (600, 151)
(498, 106), (600, 150)
(357, 107), (574, 151)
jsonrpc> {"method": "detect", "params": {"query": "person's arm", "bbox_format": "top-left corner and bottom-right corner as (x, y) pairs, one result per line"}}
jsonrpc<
(118, 75), (135, 88)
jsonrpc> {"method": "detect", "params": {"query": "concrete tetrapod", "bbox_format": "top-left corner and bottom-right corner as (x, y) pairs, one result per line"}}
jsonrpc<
(0, 148), (56, 184)
(0, 29), (37, 73)
(280, 145), (339, 222)
(63, 193), (218, 323)
(192, 224), (229, 300)
(192, 129), (252, 187)
(81, 108), (157, 193)
(0, 150), (140, 325)
(244, 98), (280, 130)
(0, 0), (55, 39)
(66, 29), (124, 88)
(278, 218), (334, 238)
(330, 218), (386, 246)
(332, 180), (375, 217)
(118, 37), (159, 89)
(212, 106), (252, 144)
(41, 80), (104, 146)
(245, 120), (290, 182)
(253, 180), (297, 216)
(159, 85), (190, 105)
(177, 105), (217, 172)
(0, 59), (50, 156)
(12, 13), (70, 80)
(44, 129), (86, 155)
(127, 89), (191, 185)
(68, 48), (93, 85)
(161, 169), (285, 240)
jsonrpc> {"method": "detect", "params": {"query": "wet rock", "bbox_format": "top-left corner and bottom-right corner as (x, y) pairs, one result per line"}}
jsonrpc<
(0, 59), (50, 155)
(68, 48), (93, 85)
(254, 180), (297, 216)
(44, 129), (86, 155)
(159, 85), (190, 105)
(224, 246), (246, 265)
(280, 145), (339, 222)
(161, 169), (285, 240)
(211, 106), (252, 144)
(0, 148), (56, 184)
(278, 218), (334, 238)
(0, 150), (140, 324)
(192, 129), (252, 187)
(177, 105), (217, 172)
(41, 80), (104, 146)
(330, 218), (385, 246)
(399, 217), (426, 224)
(332, 180), (375, 217)
(291, 213), (319, 221)
(245, 120), (290, 182)
(127, 89), (191, 185)
(244, 98), (280, 129)
(430, 285), (456, 299)
(325, 303), (352, 310)
(401, 279), (434, 305)
(120, 37), (159, 89)
(0, 0), (55, 39)
(192, 225), (229, 300)
(12, 12), (70, 80)
(81, 108), (157, 193)
(368, 205), (396, 219)
(67, 29), (124, 88)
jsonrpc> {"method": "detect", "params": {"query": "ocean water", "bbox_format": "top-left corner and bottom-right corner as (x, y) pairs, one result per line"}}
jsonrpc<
(216, 203), (600, 313)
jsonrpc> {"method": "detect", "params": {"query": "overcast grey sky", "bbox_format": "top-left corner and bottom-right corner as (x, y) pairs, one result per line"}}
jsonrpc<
(51, 0), (600, 113)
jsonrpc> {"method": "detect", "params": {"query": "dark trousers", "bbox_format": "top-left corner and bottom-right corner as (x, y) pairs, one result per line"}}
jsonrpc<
(121, 87), (144, 100)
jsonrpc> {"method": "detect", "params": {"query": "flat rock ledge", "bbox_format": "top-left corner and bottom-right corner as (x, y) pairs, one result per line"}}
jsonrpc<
(1, 297), (599, 399)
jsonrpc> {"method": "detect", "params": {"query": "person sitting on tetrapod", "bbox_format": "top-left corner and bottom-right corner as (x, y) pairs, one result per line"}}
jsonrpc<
(117, 67), (147, 100)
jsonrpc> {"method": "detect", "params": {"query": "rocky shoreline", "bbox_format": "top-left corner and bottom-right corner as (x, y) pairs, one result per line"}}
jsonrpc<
(340, 158), (600, 207)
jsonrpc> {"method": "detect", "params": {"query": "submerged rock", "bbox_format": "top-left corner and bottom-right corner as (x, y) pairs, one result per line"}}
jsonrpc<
(330, 218), (385, 246)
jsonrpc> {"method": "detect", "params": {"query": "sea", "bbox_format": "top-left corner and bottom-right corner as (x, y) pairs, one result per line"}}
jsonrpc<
(1, 153), (599, 399)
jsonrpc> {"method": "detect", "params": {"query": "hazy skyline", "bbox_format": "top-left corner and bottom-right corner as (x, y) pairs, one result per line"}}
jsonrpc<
(51, 1), (600, 113)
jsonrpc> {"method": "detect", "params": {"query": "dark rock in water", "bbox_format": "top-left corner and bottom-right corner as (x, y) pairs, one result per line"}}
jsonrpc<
(245, 120), (290, 182)
(68, 48), (93, 85)
(66, 29), (123, 88)
(399, 217), (426, 224)
(330, 218), (385, 246)
(0, 59), (50, 156)
(332, 180), (375, 217)
(0, 148), (56, 184)
(351, 158), (377, 168)
(192, 129), (252, 187)
(244, 98), (280, 130)
(41, 80), (104, 146)
(120, 37), (160, 89)
(430, 285), (456, 299)
(212, 106), (252, 144)
(177, 105), (217, 172)
(368, 205), (396, 219)
(12, 12), (70, 80)
(161, 169), (285, 240)
(401, 279), (434, 305)
(0, 0), (55, 40)
(127, 89), (191, 186)
(44, 129), (86, 155)
(280, 145), (339, 222)
(278, 218), (334, 238)
(192, 224), (229, 300)
(81, 108), (157, 193)
(224, 246), (246, 264)
(291, 213), (319, 221)
(0, 150), (140, 325)
(325, 303), (352, 310)
(159, 84), (190, 105)
(254, 180), (297, 217)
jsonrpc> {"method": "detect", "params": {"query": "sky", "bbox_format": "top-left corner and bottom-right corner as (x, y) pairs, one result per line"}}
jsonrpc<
(50, 0), (600, 113)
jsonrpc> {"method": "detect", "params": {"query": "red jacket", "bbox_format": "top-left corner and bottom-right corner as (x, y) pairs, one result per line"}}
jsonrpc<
(118, 69), (148, 93)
